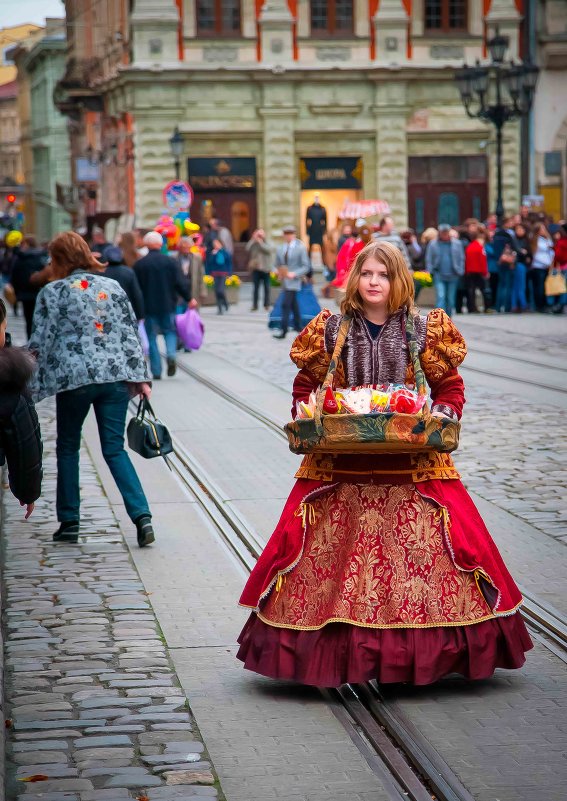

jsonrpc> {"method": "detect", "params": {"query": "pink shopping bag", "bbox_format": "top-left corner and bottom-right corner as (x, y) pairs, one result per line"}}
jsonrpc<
(176, 308), (205, 351)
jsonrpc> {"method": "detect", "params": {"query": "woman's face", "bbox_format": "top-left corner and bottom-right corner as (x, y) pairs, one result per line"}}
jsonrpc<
(358, 257), (390, 311)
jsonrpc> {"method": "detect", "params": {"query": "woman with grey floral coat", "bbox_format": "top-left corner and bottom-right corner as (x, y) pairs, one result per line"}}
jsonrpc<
(28, 231), (155, 548)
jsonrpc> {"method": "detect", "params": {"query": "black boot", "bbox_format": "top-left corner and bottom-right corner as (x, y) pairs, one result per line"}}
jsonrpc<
(167, 357), (176, 377)
(53, 521), (79, 543)
(135, 515), (155, 548)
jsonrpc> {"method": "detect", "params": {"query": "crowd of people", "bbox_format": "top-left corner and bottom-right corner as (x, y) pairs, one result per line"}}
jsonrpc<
(328, 210), (567, 318)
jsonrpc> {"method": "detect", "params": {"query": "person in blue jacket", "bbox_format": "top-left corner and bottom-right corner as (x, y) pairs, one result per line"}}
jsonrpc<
(206, 238), (232, 314)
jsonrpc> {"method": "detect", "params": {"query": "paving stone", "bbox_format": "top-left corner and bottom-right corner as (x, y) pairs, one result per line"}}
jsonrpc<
(14, 719), (101, 730)
(19, 779), (94, 792)
(139, 733), (201, 746)
(113, 713), (189, 724)
(74, 748), (134, 761)
(109, 679), (172, 688)
(152, 723), (193, 731)
(137, 703), (185, 714)
(17, 795), (78, 801)
(74, 735), (132, 748)
(79, 707), (140, 719)
(75, 758), (134, 770)
(16, 765), (79, 779)
(102, 775), (161, 788)
(164, 769), (214, 785)
(12, 750), (69, 765)
(81, 767), (151, 778)
(79, 696), (150, 709)
(143, 754), (203, 765)
(146, 788), (217, 798)
(14, 729), (83, 740)
(80, 791), (131, 800)
(164, 742), (205, 753)
(12, 739), (69, 751)
(153, 762), (210, 773)
(83, 726), (145, 734)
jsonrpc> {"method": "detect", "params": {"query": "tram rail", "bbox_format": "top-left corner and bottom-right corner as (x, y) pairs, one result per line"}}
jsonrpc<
(145, 351), (567, 799)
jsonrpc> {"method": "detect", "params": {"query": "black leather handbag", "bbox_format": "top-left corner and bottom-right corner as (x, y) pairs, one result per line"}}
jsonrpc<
(127, 398), (173, 465)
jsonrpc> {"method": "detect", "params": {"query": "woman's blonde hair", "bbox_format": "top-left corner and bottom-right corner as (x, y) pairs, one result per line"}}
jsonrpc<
(340, 240), (415, 317)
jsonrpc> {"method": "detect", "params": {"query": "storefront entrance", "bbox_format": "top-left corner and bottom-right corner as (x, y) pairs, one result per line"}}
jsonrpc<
(408, 155), (488, 232)
(299, 156), (363, 244)
(188, 157), (257, 244)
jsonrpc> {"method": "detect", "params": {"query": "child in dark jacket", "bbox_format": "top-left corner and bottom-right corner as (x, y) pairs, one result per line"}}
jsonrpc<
(0, 299), (42, 517)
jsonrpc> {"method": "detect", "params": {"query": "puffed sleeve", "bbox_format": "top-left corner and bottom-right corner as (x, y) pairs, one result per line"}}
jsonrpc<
(289, 309), (347, 418)
(420, 308), (467, 420)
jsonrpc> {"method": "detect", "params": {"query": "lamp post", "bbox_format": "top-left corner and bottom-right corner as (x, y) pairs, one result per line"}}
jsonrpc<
(455, 29), (539, 225)
(169, 126), (183, 181)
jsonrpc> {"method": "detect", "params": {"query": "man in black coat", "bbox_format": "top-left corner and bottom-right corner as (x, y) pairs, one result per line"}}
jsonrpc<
(10, 235), (47, 339)
(0, 299), (42, 518)
(133, 232), (190, 379)
(103, 246), (145, 320)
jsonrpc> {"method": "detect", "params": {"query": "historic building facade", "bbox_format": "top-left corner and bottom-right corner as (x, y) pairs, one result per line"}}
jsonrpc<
(12, 20), (72, 240)
(57, 0), (538, 240)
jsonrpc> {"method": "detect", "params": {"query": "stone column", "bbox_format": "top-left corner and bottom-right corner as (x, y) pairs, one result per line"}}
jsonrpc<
(372, 0), (408, 65)
(130, 0), (180, 65)
(485, 0), (522, 60)
(373, 81), (409, 228)
(259, 83), (298, 237)
(258, 0), (295, 67)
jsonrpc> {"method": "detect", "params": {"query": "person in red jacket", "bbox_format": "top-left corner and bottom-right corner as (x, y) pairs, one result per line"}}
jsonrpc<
(555, 224), (567, 269)
(464, 226), (489, 312)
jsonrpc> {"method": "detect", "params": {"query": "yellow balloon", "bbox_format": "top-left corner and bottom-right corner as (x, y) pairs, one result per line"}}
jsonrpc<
(5, 230), (23, 248)
(184, 220), (200, 233)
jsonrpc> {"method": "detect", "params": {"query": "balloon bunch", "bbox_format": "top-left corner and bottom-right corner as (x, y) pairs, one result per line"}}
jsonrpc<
(154, 213), (200, 251)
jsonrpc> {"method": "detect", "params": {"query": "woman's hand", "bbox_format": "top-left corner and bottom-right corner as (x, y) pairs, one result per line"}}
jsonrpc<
(189, 298), (198, 309)
(140, 382), (152, 400)
(20, 502), (34, 519)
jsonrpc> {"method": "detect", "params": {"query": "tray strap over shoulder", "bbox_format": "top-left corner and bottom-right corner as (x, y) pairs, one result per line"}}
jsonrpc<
(313, 310), (430, 437)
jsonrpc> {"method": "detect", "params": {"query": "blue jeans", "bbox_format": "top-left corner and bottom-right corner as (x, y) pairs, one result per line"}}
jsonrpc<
(510, 262), (528, 310)
(56, 382), (150, 524)
(434, 277), (458, 317)
(144, 313), (177, 378)
(496, 266), (515, 312)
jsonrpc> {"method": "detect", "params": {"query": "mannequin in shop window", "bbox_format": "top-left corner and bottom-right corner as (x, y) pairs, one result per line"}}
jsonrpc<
(305, 194), (327, 254)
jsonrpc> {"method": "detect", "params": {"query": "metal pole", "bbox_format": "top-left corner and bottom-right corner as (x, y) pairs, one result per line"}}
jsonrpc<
(495, 122), (504, 225)
(175, 159), (180, 181)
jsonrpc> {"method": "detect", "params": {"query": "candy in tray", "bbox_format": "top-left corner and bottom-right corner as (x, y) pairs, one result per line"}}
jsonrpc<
(295, 384), (426, 419)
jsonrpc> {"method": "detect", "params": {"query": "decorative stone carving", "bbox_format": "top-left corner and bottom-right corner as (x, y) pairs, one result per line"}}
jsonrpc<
(430, 45), (465, 60)
(372, 0), (408, 65)
(259, 0), (294, 67)
(316, 46), (352, 62)
(203, 47), (238, 63)
(130, 0), (180, 65)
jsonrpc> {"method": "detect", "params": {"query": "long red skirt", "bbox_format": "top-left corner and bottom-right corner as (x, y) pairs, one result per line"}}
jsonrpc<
(237, 481), (532, 687)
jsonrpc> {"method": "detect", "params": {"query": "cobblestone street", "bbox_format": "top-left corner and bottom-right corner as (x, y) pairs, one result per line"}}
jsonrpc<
(1, 401), (220, 800)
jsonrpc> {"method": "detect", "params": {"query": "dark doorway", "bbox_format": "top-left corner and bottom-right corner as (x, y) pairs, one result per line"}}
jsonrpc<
(408, 155), (488, 232)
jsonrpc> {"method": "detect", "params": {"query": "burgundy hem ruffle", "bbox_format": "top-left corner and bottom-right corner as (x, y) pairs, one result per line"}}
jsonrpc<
(236, 612), (533, 687)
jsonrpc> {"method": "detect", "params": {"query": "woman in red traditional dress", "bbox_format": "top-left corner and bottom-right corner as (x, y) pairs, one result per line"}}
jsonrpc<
(237, 241), (532, 687)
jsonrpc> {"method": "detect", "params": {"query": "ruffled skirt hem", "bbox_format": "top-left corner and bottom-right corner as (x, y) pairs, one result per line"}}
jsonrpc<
(236, 612), (533, 687)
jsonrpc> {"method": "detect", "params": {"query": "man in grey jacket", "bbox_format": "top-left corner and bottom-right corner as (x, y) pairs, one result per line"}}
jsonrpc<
(273, 224), (310, 339)
(425, 224), (465, 317)
(373, 215), (411, 269)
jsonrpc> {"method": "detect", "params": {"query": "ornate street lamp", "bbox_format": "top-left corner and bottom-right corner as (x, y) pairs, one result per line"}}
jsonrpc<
(169, 126), (183, 180)
(455, 28), (539, 225)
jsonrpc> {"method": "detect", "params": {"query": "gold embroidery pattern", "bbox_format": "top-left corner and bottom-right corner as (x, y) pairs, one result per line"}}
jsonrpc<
(260, 484), (492, 631)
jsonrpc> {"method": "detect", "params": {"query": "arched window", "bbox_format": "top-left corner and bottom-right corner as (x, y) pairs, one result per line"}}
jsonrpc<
(197, 0), (241, 36)
(310, 0), (354, 37)
(425, 1), (468, 33)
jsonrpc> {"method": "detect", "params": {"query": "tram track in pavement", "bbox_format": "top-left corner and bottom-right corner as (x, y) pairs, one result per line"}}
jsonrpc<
(145, 352), (567, 800)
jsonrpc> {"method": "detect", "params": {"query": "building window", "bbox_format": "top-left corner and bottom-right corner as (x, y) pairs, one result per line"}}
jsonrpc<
(424, 1), (468, 33)
(196, 0), (241, 36)
(310, 0), (354, 37)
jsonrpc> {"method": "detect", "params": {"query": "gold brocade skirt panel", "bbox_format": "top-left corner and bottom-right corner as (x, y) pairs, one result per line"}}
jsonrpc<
(294, 450), (461, 483)
(259, 484), (493, 631)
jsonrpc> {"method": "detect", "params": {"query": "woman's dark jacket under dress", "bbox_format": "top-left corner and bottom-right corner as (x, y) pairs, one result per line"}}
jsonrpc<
(0, 347), (42, 505)
(237, 307), (532, 687)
